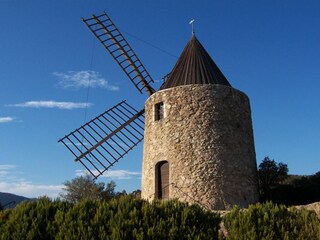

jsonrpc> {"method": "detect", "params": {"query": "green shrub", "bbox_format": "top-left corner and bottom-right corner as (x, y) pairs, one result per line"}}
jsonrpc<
(0, 197), (69, 240)
(223, 201), (320, 240)
(2, 197), (320, 240)
(0, 196), (221, 240)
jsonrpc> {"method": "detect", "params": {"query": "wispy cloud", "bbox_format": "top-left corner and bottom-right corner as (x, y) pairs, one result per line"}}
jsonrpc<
(0, 117), (15, 123)
(0, 165), (140, 198)
(0, 164), (16, 171)
(54, 70), (119, 91)
(0, 182), (63, 199)
(0, 165), (16, 178)
(75, 169), (141, 180)
(7, 101), (93, 110)
(0, 164), (63, 198)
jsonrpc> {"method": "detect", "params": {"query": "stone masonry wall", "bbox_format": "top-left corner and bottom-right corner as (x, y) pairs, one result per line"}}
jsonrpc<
(141, 84), (259, 210)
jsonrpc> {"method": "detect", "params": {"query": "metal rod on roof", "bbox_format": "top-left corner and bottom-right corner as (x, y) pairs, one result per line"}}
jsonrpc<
(189, 19), (195, 35)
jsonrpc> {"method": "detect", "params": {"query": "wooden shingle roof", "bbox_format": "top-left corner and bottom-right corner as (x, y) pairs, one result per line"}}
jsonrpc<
(160, 35), (231, 90)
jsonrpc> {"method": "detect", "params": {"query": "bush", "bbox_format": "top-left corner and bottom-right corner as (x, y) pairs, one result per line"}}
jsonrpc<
(0, 196), (221, 240)
(223, 201), (320, 240)
(0, 197), (71, 240)
(2, 197), (319, 240)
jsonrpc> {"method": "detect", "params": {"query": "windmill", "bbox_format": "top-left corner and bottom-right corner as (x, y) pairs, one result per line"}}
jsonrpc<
(58, 12), (159, 179)
(59, 12), (259, 210)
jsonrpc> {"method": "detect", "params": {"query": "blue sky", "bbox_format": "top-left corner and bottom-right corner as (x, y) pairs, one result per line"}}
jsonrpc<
(0, 0), (319, 198)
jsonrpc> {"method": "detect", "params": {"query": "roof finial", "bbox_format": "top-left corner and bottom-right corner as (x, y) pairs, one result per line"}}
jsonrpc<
(189, 19), (195, 36)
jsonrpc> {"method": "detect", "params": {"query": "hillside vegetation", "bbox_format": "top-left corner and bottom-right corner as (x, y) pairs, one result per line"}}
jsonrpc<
(0, 192), (30, 209)
(1, 197), (320, 240)
(258, 157), (320, 205)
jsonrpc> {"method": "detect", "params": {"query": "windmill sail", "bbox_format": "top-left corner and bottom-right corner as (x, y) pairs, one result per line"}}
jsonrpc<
(58, 100), (145, 179)
(82, 12), (155, 96)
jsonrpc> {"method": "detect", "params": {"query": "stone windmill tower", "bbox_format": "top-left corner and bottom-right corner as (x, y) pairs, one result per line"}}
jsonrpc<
(141, 34), (259, 210)
(59, 12), (259, 210)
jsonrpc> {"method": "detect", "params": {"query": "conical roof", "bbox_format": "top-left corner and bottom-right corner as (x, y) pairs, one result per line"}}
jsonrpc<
(160, 35), (231, 90)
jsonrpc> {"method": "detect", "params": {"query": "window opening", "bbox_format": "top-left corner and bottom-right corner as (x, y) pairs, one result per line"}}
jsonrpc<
(155, 102), (164, 121)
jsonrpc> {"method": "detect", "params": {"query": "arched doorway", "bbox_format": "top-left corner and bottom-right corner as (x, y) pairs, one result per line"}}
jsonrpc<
(155, 161), (169, 199)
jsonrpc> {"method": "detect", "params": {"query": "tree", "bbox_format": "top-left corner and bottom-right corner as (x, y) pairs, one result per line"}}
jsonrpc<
(258, 156), (288, 200)
(59, 175), (116, 203)
(130, 189), (141, 198)
(100, 180), (117, 200)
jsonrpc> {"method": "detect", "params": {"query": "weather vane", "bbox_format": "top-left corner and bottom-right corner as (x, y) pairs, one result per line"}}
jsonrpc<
(189, 19), (195, 35)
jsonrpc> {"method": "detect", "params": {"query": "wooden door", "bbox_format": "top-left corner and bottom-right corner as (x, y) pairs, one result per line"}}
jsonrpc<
(156, 161), (169, 199)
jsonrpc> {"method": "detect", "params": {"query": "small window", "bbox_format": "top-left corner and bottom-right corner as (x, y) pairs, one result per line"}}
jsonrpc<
(155, 102), (164, 121)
